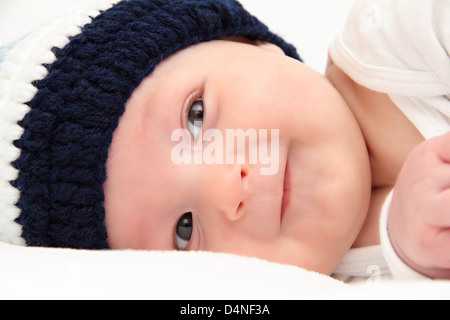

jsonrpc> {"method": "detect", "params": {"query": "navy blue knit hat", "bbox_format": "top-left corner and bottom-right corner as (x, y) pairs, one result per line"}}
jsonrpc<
(0, 0), (300, 249)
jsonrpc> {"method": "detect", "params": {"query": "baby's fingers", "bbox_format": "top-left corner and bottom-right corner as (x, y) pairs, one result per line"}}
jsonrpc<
(431, 189), (450, 227)
(435, 132), (450, 163)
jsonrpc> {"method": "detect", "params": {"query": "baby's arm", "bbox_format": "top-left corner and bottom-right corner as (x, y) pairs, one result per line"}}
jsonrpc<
(388, 132), (450, 279)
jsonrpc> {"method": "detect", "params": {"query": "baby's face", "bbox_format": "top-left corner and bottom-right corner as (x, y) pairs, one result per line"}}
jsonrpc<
(103, 39), (371, 275)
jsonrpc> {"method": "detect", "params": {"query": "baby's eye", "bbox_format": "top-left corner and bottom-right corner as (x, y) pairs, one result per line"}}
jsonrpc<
(175, 212), (193, 250)
(188, 99), (204, 141)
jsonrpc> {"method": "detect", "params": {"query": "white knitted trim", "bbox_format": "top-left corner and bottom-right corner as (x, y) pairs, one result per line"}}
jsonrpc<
(0, 0), (121, 245)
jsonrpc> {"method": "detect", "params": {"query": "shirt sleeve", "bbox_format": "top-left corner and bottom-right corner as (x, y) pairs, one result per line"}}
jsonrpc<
(379, 191), (429, 280)
(329, 0), (450, 97)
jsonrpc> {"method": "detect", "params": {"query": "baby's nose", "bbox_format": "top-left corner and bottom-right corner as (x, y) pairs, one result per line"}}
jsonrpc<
(202, 164), (248, 223)
(223, 167), (248, 221)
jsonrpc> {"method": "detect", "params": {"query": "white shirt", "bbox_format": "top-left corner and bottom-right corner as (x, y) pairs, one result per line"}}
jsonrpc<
(330, 0), (450, 282)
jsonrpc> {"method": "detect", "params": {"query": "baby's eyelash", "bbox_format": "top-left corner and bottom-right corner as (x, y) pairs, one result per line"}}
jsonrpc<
(174, 212), (194, 251)
(183, 90), (203, 127)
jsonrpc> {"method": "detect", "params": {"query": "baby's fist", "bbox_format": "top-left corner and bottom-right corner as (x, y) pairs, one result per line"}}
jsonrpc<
(389, 132), (450, 279)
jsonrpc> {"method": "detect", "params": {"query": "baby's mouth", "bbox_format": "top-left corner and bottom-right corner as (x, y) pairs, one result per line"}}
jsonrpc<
(280, 160), (291, 222)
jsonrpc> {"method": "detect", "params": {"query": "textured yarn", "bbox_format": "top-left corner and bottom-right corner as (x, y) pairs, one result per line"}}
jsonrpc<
(9, 0), (300, 249)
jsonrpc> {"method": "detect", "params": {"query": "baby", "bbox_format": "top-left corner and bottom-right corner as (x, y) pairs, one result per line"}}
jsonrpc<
(0, 0), (449, 282)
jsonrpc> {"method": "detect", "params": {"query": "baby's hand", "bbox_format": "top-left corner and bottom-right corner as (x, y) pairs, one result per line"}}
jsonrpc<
(389, 132), (450, 279)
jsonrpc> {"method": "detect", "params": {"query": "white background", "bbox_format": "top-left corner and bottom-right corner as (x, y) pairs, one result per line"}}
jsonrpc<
(0, 0), (355, 73)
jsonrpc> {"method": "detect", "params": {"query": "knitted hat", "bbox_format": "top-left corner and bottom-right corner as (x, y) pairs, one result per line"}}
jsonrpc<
(0, 0), (300, 249)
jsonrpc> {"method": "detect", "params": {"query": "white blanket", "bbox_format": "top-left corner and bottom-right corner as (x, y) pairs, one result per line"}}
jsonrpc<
(1, 241), (449, 299)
